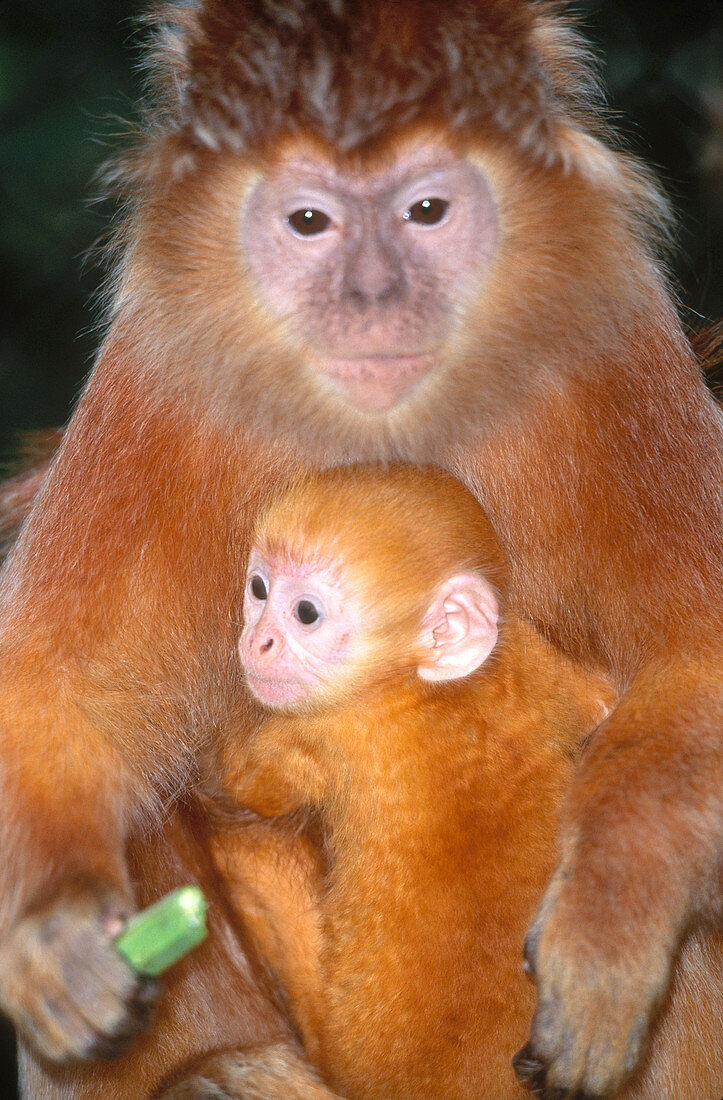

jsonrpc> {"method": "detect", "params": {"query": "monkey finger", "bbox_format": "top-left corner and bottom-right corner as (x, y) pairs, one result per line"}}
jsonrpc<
(512, 1046), (604, 1100)
(11, 961), (157, 1063)
(512, 1042), (545, 1087)
(51, 915), (160, 1042)
(75, 967), (160, 1050)
(14, 996), (93, 1065)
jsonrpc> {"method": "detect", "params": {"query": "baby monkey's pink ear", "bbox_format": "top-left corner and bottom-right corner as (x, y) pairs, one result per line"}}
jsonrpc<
(417, 572), (499, 683)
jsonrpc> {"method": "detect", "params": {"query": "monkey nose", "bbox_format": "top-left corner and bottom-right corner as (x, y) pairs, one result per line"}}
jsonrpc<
(259, 636), (274, 653)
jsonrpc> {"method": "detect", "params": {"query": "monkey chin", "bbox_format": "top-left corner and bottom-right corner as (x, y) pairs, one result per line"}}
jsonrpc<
(319, 354), (435, 411)
(243, 671), (314, 709)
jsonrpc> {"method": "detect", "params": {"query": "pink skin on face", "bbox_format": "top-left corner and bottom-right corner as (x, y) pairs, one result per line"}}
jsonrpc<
(241, 138), (498, 413)
(239, 550), (360, 708)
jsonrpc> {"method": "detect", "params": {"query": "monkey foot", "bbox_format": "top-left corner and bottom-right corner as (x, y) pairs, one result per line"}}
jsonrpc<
(156, 1042), (342, 1100)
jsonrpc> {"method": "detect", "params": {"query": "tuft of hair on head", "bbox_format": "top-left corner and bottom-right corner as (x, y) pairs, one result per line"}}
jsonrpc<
(252, 465), (508, 680)
(143, 0), (613, 165)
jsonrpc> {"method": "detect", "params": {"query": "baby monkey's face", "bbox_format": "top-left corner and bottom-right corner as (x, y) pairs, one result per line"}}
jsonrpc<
(239, 548), (366, 709)
(238, 533), (501, 712)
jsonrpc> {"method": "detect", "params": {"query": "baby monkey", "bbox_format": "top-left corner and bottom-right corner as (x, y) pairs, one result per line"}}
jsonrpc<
(213, 465), (610, 1098)
(208, 467), (721, 1100)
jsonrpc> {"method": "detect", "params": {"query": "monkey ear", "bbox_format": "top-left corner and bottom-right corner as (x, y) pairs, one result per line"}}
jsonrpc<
(417, 573), (499, 683)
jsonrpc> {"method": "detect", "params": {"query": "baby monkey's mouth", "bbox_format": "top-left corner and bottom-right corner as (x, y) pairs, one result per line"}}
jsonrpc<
(244, 670), (312, 708)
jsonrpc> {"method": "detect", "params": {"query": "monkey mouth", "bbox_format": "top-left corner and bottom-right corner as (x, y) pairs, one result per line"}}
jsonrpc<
(319, 355), (435, 411)
(245, 671), (310, 707)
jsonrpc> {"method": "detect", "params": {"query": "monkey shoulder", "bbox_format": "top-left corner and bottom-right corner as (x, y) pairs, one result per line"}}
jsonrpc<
(469, 618), (616, 760)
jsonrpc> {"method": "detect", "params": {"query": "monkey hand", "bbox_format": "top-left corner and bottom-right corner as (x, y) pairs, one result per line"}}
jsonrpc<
(0, 880), (159, 1064)
(513, 858), (678, 1098)
(236, 756), (305, 817)
(230, 725), (326, 817)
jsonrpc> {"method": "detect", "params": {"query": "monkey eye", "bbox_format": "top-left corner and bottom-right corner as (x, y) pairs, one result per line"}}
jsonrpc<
(287, 208), (332, 237)
(249, 574), (268, 600)
(403, 198), (449, 226)
(295, 599), (321, 625)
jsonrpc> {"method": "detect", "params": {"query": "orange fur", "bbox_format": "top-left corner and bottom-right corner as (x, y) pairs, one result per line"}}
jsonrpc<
(223, 630), (607, 1098)
(187, 468), (720, 1100)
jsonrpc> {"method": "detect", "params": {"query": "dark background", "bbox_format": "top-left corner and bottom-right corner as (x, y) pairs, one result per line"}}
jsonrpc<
(0, 0), (721, 1093)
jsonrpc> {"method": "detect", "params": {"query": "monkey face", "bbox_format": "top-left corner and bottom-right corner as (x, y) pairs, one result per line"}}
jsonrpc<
(239, 134), (499, 413)
(239, 547), (366, 709)
(133, 121), (643, 463)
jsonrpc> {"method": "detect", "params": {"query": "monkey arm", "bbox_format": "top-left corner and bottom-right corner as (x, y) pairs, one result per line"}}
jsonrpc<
(455, 358), (722, 1096)
(0, 468), (162, 1062)
(226, 720), (327, 818)
(0, 692), (156, 1065)
(517, 659), (723, 1097)
(0, 358), (293, 1063)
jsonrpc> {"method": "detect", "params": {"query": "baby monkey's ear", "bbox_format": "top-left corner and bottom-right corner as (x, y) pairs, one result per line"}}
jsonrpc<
(416, 573), (499, 683)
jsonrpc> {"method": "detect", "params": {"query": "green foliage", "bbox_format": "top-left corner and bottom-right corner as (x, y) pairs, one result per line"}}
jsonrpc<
(0, 1), (143, 454)
(580, 0), (722, 342)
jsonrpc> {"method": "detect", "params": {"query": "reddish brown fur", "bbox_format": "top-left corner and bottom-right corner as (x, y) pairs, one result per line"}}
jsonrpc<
(2, 320), (719, 570)
(0, 1), (720, 1096)
(157, 0), (571, 159)
(0, 431), (62, 563)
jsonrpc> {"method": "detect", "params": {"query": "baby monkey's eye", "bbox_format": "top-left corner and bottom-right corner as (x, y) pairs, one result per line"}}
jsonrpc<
(295, 599), (321, 625)
(250, 574), (268, 600)
(403, 198), (449, 226)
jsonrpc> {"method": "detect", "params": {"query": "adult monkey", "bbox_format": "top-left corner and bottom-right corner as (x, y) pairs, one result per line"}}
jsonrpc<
(0, 1), (720, 1098)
